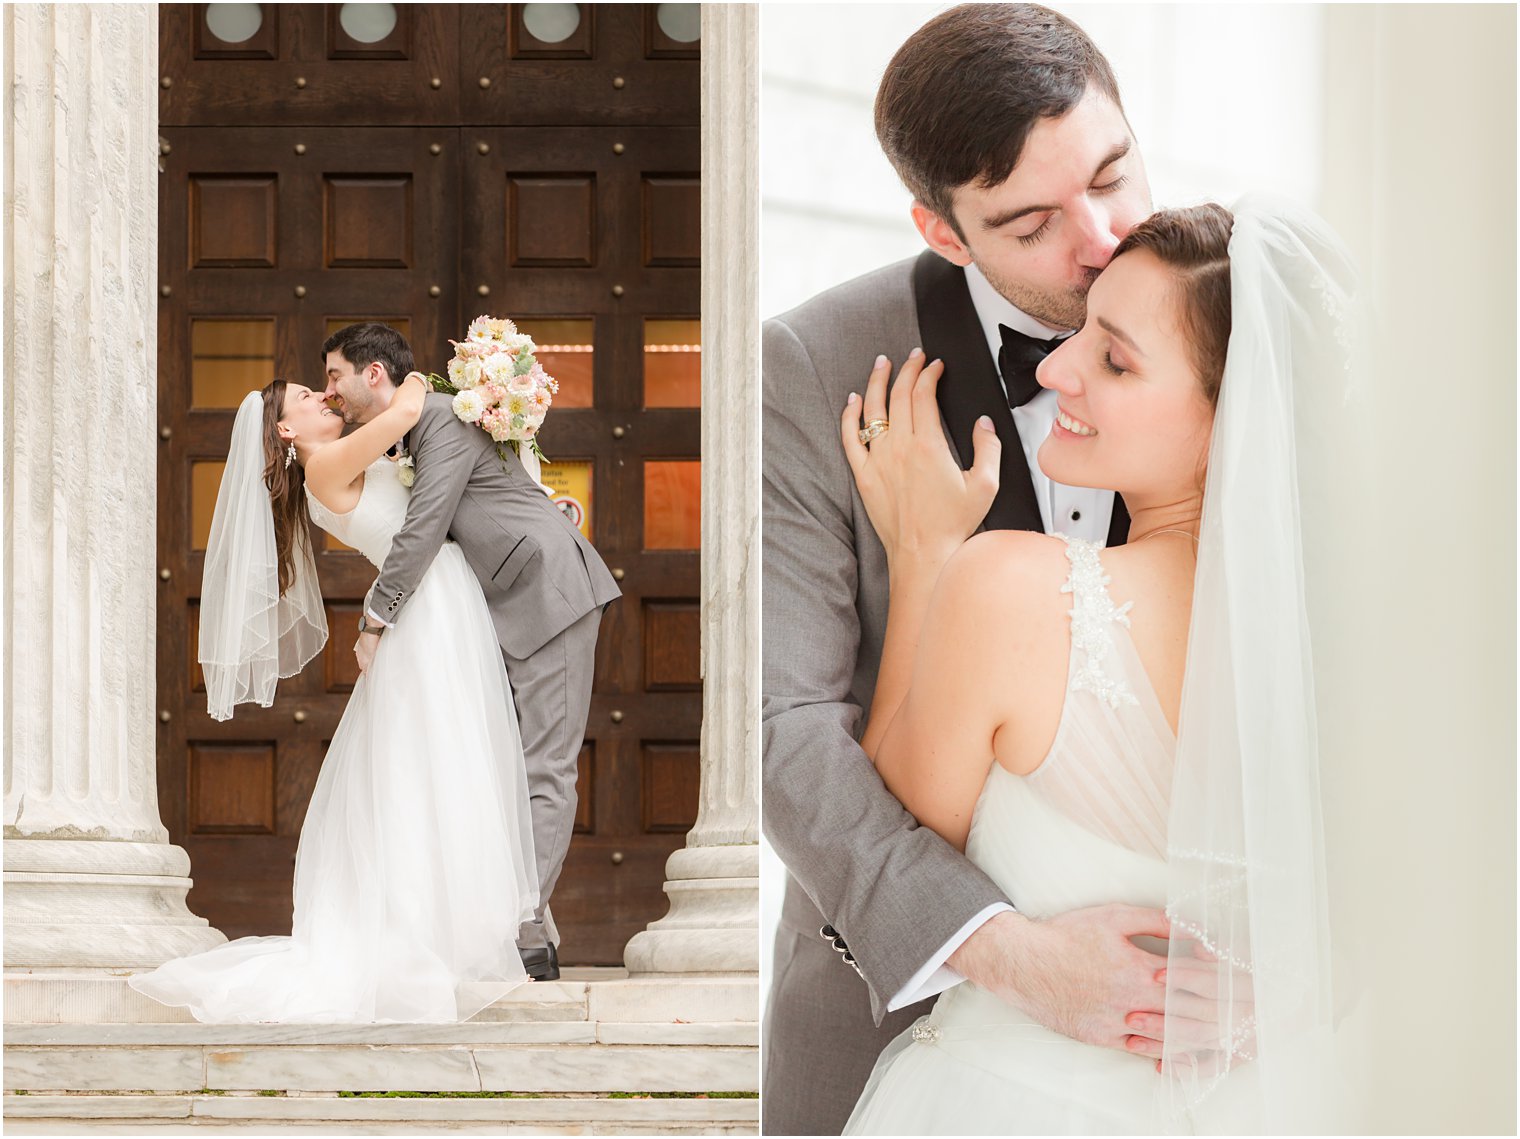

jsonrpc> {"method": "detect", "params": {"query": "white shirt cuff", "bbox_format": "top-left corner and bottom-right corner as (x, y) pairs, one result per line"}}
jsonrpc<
(364, 609), (390, 628)
(886, 903), (1015, 1012)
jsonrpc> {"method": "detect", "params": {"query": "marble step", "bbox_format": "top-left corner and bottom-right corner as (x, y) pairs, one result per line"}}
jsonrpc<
(2, 1091), (759, 1135)
(8, 1021), (758, 1047)
(5, 1040), (758, 1095)
(4, 971), (757, 1026)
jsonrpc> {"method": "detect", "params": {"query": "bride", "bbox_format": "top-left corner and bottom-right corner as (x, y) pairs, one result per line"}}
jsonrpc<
(839, 198), (1360, 1133)
(129, 372), (538, 1024)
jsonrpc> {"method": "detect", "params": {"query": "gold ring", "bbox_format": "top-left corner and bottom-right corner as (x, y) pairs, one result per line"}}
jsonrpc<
(858, 419), (889, 446)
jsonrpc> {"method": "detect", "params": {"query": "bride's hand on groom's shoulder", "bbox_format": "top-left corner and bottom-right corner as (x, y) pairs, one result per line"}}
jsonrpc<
(840, 350), (1000, 571)
(951, 906), (1229, 1063)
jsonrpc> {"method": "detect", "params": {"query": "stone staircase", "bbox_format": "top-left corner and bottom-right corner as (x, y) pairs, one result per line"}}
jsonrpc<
(3, 969), (759, 1134)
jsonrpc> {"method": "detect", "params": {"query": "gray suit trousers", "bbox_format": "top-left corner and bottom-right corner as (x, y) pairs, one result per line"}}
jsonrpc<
(507, 604), (603, 950)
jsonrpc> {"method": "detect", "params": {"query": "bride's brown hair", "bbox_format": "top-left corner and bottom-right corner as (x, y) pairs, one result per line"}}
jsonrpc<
(1111, 203), (1234, 406)
(260, 380), (314, 596)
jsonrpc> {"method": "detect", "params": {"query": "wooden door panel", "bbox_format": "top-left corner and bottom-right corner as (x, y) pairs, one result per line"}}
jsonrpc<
(461, 5), (698, 126)
(460, 121), (700, 961)
(159, 117), (464, 940)
(160, 5), (462, 127)
(159, 4), (701, 967)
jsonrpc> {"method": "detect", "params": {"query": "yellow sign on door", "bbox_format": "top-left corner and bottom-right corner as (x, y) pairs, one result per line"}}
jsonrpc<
(540, 459), (593, 542)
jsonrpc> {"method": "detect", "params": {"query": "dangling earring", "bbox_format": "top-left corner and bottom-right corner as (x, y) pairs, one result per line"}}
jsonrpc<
(284, 442), (297, 469)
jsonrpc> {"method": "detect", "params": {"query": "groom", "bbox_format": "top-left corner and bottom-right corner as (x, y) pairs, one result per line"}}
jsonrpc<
(764, 5), (1178, 1133)
(323, 321), (621, 981)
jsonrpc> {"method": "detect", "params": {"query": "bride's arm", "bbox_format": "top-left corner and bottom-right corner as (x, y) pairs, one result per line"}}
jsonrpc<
(859, 547), (943, 759)
(840, 351), (1000, 758)
(305, 373), (430, 499)
(872, 531), (1056, 849)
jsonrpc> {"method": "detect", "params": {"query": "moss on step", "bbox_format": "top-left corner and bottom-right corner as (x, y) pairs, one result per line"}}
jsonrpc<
(337, 1090), (547, 1099)
(608, 1092), (759, 1099)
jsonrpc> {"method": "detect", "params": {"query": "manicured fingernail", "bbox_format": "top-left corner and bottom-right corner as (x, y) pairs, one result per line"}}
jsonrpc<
(847, 392), (859, 404)
(910, 346), (924, 359)
(873, 354), (888, 369)
(976, 415), (993, 429)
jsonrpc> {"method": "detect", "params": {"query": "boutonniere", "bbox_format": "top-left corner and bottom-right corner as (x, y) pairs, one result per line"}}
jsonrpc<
(395, 449), (415, 488)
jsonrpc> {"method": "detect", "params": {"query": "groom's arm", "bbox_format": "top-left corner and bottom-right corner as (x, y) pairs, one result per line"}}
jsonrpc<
(763, 316), (1011, 1025)
(364, 395), (476, 628)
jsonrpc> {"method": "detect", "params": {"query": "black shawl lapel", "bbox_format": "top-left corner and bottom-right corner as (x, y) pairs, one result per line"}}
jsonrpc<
(911, 251), (1043, 534)
(1106, 495), (1130, 546)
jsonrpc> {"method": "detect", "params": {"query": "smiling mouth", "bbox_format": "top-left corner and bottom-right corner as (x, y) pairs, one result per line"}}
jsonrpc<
(1055, 407), (1098, 437)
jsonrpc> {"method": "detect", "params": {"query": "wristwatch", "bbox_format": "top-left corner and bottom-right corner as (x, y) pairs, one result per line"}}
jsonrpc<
(357, 614), (387, 637)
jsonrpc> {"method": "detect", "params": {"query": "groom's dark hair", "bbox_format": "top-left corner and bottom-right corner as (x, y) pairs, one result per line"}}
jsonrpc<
(321, 322), (415, 386)
(875, 4), (1124, 237)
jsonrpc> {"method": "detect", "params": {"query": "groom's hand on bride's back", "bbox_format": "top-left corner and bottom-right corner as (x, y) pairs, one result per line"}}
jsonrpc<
(949, 906), (1236, 1063)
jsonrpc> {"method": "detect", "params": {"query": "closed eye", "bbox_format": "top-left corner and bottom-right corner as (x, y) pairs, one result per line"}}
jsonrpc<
(1102, 351), (1126, 377)
(1016, 217), (1053, 247)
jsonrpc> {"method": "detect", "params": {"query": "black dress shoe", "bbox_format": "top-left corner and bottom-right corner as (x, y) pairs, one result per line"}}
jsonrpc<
(520, 943), (560, 981)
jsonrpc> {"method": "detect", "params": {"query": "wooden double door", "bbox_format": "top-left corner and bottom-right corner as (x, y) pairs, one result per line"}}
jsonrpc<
(154, 3), (702, 963)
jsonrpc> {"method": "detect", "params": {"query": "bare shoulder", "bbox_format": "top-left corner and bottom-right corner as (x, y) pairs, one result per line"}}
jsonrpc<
(937, 530), (1073, 627)
(1087, 537), (1197, 617)
(936, 532), (1082, 776)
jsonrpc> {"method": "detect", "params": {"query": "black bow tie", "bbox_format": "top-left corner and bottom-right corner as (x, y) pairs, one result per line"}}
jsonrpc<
(997, 324), (1065, 409)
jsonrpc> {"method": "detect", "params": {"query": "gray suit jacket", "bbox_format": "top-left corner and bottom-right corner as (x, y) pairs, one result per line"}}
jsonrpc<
(763, 254), (1015, 1026)
(368, 393), (620, 659)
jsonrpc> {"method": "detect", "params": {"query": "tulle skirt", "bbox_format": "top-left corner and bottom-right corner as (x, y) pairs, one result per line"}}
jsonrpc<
(844, 984), (1184, 1135)
(129, 544), (538, 1024)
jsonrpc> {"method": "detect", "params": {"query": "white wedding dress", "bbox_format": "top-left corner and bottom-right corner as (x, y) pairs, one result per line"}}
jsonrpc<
(846, 536), (1196, 1135)
(130, 457), (537, 1024)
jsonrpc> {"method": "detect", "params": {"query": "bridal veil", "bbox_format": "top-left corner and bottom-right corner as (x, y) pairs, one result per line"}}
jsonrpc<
(199, 391), (327, 722)
(1162, 194), (1371, 1131)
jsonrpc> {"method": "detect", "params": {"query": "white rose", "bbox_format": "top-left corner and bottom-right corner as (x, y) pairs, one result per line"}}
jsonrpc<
(460, 360), (483, 389)
(452, 389), (486, 423)
(397, 454), (415, 488)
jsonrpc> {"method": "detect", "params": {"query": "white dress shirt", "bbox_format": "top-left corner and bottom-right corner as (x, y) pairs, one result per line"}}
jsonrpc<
(886, 263), (1117, 1012)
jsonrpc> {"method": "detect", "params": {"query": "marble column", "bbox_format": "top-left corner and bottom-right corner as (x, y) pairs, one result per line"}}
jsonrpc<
(4, 4), (223, 970)
(624, 3), (760, 975)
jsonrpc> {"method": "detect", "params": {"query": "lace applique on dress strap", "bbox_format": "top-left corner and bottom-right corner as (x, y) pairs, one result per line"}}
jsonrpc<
(1057, 534), (1140, 709)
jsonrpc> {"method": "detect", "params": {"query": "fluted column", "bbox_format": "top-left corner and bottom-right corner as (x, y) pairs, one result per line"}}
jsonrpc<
(4, 4), (223, 970)
(625, 3), (759, 974)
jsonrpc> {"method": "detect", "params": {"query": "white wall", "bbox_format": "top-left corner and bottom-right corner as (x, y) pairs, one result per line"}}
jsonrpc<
(1316, 6), (1516, 1132)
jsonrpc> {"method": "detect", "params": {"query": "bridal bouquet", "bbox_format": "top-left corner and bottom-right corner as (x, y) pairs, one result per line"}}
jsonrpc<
(425, 316), (558, 464)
